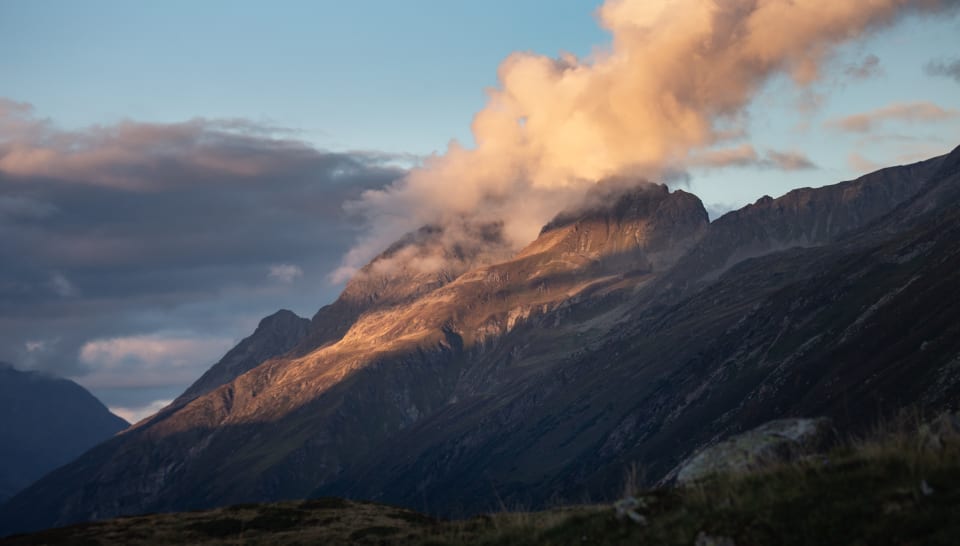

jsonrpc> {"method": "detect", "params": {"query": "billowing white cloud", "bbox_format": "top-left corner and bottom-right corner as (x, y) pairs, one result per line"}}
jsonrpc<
(338, 0), (956, 277)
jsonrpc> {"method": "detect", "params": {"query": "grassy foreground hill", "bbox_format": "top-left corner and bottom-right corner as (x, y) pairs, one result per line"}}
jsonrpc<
(3, 415), (958, 545)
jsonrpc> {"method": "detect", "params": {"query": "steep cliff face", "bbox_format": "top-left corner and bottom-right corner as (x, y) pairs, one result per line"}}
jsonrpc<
(0, 364), (128, 502)
(3, 148), (958, 534)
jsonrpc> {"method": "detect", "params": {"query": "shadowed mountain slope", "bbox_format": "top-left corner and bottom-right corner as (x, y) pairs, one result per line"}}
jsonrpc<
(2, 146), (958, 534)
(0, 364), (128, 502)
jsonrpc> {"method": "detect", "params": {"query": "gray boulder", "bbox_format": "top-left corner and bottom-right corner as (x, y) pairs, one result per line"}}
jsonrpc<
(673, 418), (834, 485)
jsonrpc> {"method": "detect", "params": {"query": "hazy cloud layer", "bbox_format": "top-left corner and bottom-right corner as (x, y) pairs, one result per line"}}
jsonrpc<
(0, 101), (404, 395)
(925, 57), (960, 82)
(337, 0), (958, 278)
(826, 101), (960, 133)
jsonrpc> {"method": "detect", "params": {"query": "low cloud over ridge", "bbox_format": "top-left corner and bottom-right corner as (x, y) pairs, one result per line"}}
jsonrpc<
(337, 0), (959, 278)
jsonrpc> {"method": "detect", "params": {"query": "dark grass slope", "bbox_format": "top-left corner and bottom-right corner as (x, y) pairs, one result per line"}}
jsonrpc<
(3, 416), (958, 545)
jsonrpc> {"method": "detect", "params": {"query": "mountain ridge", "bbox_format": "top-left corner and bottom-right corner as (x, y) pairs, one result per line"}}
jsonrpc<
(3, 147), (959, 534)
(0, 364), (128, 503)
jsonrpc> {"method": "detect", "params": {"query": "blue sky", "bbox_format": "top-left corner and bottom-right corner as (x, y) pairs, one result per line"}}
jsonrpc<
(3, 1), (958, 205)
(1, 0), (959, 420)
(0, 1), (605, 153)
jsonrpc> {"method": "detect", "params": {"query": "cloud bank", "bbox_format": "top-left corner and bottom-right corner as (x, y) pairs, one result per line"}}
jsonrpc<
(0, 101), (404, 388)
(338, 0), (958, 277)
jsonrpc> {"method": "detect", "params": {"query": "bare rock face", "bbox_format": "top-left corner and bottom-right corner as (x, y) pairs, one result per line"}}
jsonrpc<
(670, 418), (834, 485)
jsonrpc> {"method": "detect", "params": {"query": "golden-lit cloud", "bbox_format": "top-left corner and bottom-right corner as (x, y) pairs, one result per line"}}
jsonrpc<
(338, 0), (956, 277)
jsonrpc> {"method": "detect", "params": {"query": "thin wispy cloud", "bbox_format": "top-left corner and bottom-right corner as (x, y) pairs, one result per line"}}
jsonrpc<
(691, 145), (818, 171)
(848, 152), (885, 173)
(844, 54), (883, 80)
(924, 57), (960, 82)
(825, 101), (959, 133)
(268, 264), (303, 284)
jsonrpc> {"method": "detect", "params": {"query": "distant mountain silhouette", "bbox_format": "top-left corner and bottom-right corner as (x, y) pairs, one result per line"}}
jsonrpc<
(0, 363), (128, 502)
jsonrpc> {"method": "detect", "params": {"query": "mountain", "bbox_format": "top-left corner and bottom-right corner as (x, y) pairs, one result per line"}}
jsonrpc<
(3, 146), (959, 534)
(171, 310), (311, 408)
(0, 363), (128, 502)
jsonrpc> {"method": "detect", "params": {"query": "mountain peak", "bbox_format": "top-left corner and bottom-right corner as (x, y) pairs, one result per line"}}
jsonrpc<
(171, 310), (311, 408)
(257, 309), (306, 331)
(521, 181), (708, 272)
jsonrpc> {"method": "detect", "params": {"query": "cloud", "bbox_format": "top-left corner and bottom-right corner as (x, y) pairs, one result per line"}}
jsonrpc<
(844, 54), (883, 80)
(268, 264), (303, 283)
(338, 0), (956, 276)
(925, 57), (960, 82)
(0, 102), (404, 389)
(78, 333), (234, 389)
(765, 150), (818, 171)
(109, 399), (171, 425)
(690, 145), (818, 170)
(49, 273), (78, 297)
(825, 101), (960, 133)
(0, 195), (58, 221)
(848, 152), (884, 173)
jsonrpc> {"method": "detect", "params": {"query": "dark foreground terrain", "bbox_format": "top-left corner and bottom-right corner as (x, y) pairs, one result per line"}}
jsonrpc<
(5, 415), (957, 546)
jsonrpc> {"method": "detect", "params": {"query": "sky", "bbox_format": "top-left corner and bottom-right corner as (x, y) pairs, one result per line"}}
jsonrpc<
(1, 0), (959, 422)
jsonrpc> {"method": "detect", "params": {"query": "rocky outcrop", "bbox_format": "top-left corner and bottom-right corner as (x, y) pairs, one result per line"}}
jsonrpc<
(668, 418), (834, 485)
(0, 364), (128, 502)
